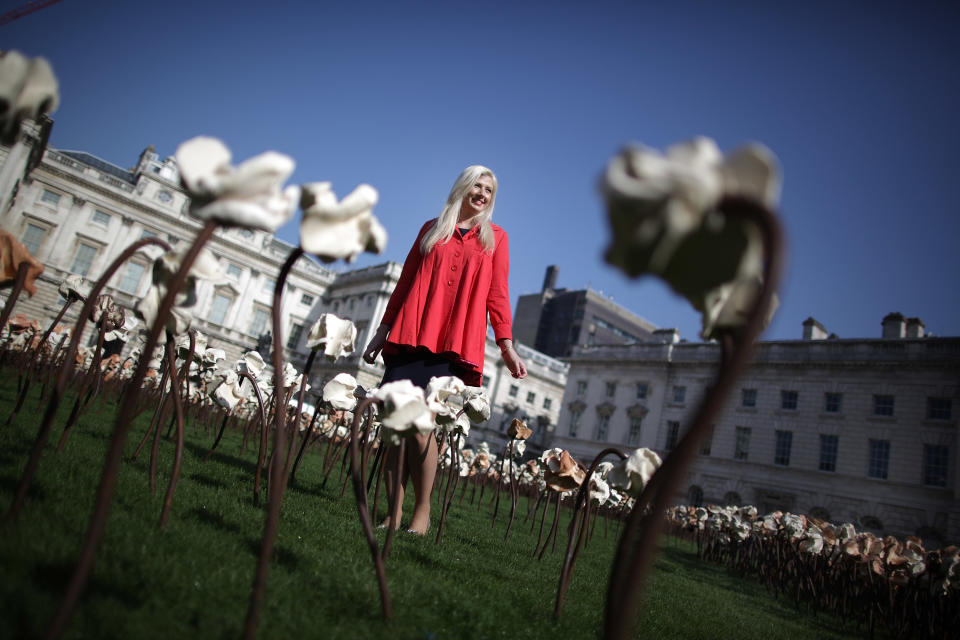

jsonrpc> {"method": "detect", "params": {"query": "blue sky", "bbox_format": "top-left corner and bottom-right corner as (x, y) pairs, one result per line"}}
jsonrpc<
(5, 0), (958, 342)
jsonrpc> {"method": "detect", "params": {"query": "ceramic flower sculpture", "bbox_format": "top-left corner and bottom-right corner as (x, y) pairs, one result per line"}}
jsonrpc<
(541, 448), (586, 492)
(369, 379), (434, 436)
(0, 230), (44, 296)
(0, 50), (59, 145)
(608, 447), (662, 496)
(175, 136), (299, 232)
(603, 137), (780, 339)
(135, 248), (222, 340)
(299, 181), (386, 263)
(306, 313), (357, 361)
(322, 373), (359, 411)
(58, 274), (90, 302)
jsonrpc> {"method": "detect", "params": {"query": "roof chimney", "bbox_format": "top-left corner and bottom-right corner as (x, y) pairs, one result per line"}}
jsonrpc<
(542, 265), (559, 292)
(881, 312), (906, 339)
(905, 317), (925, 338)
(802, 317), (828, 340)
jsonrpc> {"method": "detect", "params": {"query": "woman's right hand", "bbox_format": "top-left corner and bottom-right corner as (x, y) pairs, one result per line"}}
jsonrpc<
(362, 324), (390, 364)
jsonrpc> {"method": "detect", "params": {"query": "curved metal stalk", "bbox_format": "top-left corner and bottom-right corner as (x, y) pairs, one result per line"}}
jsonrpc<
(603, 197), (784, 639)
(6, 236), (171, 524)
(158, 334), (186, 528)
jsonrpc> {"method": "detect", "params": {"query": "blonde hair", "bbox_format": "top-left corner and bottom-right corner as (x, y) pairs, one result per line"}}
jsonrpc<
(420, 165), (497, 254)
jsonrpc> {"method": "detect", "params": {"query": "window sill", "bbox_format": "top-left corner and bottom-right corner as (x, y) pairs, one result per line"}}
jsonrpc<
(867, 416), (897, 423)
(819, 412), (844, 419)
(736, 406), (757, 413)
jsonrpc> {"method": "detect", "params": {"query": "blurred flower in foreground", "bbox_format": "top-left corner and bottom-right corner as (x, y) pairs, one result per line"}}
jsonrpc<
(299, 181), (386, 263)
(540, 448), (586, 492)
(135, 248), (222, 340)
(175, 136), (299, 232)
(0, 51), (59, 145)
(603, 137), (780, 339)
(306, 313), (357, 361)
(0, 230), (44, 296)
(609, 447), (662, 496)
(369, 379), (434, 436)
(58, 274), (90, 302)
(323, 373), (358, 411)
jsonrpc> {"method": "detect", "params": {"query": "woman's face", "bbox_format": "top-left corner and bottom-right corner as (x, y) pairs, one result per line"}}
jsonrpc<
(460, 174), (495, 218)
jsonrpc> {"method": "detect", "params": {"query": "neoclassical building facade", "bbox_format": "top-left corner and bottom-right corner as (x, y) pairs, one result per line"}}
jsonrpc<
(549, 317), (960, 544)
(0, 122), (569, 450)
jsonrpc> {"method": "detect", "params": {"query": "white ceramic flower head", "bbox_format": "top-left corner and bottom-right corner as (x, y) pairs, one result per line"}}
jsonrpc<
(462, 386), (491, 423)
(281, 361), (304, 389)
(104, 313), (138, 343)
(322, 372), (358, 411)
(370, 379), (434, 436)
(135, 247), (222, 340)
(238, 351), (266, 379)
(176, 331), (208, 360)
(0, 51), (59, 145)
(541, 448), (586, 492)
(595, 461), (614, 479)
(299, 181), (386, 263)
(58, 274), (90, 301)
(213, 370), (246, 410)
(425, 375), (466, 424)
(588, 473), (611, 505)
(609, 447), (662, 496)
(603, 138), (781, 338)
(306, 313), (357, 361)
(91, 294), (125, 328)
(202, 347), (226, 368)
(511, 440), (526, 458)
(175, 136), (299, 232)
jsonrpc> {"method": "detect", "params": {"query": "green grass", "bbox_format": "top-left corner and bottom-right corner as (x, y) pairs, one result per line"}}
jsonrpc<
(0, 375), (874, 639)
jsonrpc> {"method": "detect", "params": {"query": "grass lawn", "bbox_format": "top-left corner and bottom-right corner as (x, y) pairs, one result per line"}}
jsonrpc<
(0, 376), (877, 639)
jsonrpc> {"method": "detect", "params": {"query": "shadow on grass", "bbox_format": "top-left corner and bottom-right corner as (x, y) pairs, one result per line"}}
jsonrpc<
(33, 561), (146, 610)
(187, 506), (244, 536)
(245, 539), (300, 571)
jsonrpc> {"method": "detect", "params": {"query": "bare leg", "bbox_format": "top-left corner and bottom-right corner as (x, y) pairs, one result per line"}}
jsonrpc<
(382, 444), (409, 530)
(406, 432), (438, 534)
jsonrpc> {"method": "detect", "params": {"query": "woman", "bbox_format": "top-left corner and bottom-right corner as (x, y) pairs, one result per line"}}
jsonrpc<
(362, 165), (527, 534)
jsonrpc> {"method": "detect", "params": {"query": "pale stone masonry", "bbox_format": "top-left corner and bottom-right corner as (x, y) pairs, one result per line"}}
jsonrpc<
(551, 327), (960, 545)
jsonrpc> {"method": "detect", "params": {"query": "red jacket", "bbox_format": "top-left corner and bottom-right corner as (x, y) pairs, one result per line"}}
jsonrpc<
(381, 219), (514, 380)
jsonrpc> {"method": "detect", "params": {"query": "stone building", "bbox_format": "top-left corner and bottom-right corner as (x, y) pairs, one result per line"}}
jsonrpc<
(550, 316), (960, 545)
(0, 123), (568, 449)
(513, 265), (660, 357)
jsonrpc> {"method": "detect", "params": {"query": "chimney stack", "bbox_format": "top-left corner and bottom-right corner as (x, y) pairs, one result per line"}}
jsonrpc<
(542, 265), (559, 293)
(802, 317), (828, 340)
(881, 312), (906, 339)
(905, 317), (925, 338)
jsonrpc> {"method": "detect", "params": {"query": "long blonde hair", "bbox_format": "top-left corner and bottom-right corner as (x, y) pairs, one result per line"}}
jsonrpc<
(420, 165), (497, 254)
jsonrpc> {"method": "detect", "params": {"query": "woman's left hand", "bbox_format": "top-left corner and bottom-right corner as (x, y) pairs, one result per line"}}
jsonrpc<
(501, 345), (527, 379)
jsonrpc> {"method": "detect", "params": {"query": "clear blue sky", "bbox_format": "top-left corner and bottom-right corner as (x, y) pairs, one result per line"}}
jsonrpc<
(5, 0), (958, 342)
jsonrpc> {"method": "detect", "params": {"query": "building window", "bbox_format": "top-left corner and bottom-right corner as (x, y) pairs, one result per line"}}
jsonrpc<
(116, 261), (146, 294)
(70, 243), (98, 276)
(526, 391), (536, 404)
(208, 293), (232, 326)
(576, 380), (587, 397)
(665, 420), (680, 451)
(868, 439), (890, 479)
(873, 395), (895, 417)
(741, 388), (757, 408)
(627, 417), (642, 446)
(781, 390), (798, 410)
(225, 263), (243, 280)
(569, 410), (581, 437)
(40, 188), (61, 205)
(824, 392), (843, 413)
(699, 427), (713, 456)
(926, 397), (951, 421)
(542, 397), (552, 410)
(819, 435), (838, 472)
(92, 210), (111, 226)
(332, 301), (340, 312)
(672, 386), (686, 404)
(774, 430), (793, 466)
(140, 229), (159, 240)
(734, 426), (751, 461)
(301, 293), (315, 307)
(923, 444), (948, 487)
(287, 322), (305, 349)
(249, 307), (270, 337)
(481, 375), (491, 387)
(508, 384), (518, 398)
(366, 295), (373, 307)
(348, 298), (355, 311)
(21, 223), (46, 255)
(595, 415), (610, 441)
(635, 383), (648, 400)
(605, 381), (617, 398)
(262, 278), (275, 294)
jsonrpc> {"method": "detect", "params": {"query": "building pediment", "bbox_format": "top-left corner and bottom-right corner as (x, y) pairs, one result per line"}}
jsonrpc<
(595, 401), (616, 417)
(627, 403), (649, 419)
(567, 400), (586, 414)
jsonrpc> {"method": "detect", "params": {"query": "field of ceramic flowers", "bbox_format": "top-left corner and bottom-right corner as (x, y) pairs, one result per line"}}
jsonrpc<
(3, 51), (956, 639)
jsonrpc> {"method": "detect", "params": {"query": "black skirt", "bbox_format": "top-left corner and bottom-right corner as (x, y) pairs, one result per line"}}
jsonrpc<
(380, 346), (475, 389)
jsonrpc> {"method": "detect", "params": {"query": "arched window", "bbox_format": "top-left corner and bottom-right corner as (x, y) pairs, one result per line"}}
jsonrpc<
(686, 485), (703, 507)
